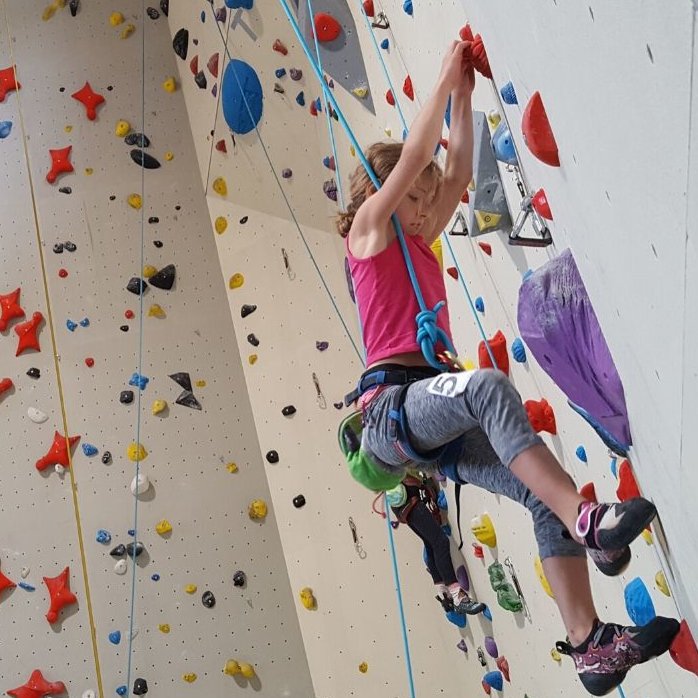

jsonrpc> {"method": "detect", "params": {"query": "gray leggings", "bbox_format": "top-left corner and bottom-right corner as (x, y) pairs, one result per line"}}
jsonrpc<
(361, 369), (585, 560)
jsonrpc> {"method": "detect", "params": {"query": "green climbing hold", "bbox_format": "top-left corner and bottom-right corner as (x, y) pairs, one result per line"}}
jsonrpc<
(488, 561), (523, 613)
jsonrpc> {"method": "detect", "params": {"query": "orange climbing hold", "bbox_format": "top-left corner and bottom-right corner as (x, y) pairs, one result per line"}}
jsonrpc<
(273, 39), (288, 55)
(522, 91), (560, 167)
(314, 12), (342, 42)
(579, 482), (598, 504)
(403, 75), (414, 101)
(670, 620), (698, 677)
(478, 241), (492, 255)
(531, 188), (553, 220)
(362, 0), (375, 17)
(459, 24), (474, 41)
(478, 329), (509, 376)
(471, 34), (492, 79)
(524, 398), (557, 435)
(616, 459), (641, 502)
(386, 89), (395, 106)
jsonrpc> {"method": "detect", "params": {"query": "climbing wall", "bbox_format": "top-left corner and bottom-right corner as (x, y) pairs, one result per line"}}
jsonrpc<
(0, 1), (313, 696)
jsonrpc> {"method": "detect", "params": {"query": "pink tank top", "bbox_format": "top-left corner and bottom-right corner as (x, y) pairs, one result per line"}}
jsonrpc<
(346, 233), (454, 366)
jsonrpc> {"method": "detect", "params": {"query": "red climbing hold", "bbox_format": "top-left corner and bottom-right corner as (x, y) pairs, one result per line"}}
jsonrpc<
(0, 569), (16, 595)
(439, 138), (449, 150)
(36, 431), (80, 472)
(478, 241), (492, 255)
(386, 89), (395, 106)
(579, 481), (598, 503)
(189, 55), (199, 75)
(0, 288), (25, 331)
(46, 146), (74, 184)
(403, 75), (414, 101)
(524, 398), (557, 435)
(0, 377), (14, 400)
(478, 330), (509, 376)
(531, 188), (553, 220)
(7, 670), (66, 698)
(495, 656), (510, 682)
(14, 311), (44, 356)
(215, 139), (227, 153)
(616, 459), (641, 502)
(71, 81), (105, 121)
(472, 543), (484, 558)
(522, 91), (560, 167)
(309, 100), (318, 117)
(43, 566), (77, 624)
(207, 53), (219, 77)
(446, 267), (458, 280)
(58, 269), (68, 278)
(459, 24), (474, 41)
(84, 357), (94, 368)
(273, 39), (288, 55)
(362, 0), (375, 17)
(471, 35), (492, 79)
(460, 190), (469, 204)
(0, 65), (20, 102)
(314, 12), (342, 42)
(671, 620), (698, 677)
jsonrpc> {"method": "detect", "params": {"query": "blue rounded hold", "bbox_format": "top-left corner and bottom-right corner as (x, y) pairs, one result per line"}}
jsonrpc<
(484, 670), (503, 691)
(225, 0), (253, 8)
(482, 605), (492, 621)
(295, 91), (305, 107)
(402, 0), (413, 15)
(79, 317), (90, 327)
(0, 121), (12, 139)
(66, 319), (77, 332)
(380, 38), (389, 50)
(511, 337), (527, 363)
(222, 59), (264, 134)
(500, 81), (518, 105)
(610, 456), (618, 478)
(522, 268), (534, 282)
(96, 529), (112, 544)
(200, 10), (205, 21)
(475, 296), (485, 313)
(108, 630), (121, 645)
(446, 610), (467, 627)
(491, 121), (518, 166)
(275, 68), (286, 79)
(82, 443), (98, 457)
(129, 372), (149, 390)
(151, 573), (160, 581)
(128, 529), (136, 537)
(314, 97), (322, 112)
(576, 446), (588, 463)
(116, 686), (127, 696)
(624, 577), (656, 626)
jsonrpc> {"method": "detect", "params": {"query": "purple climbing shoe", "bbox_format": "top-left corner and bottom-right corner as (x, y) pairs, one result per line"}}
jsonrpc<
(576, 499), (656, 551)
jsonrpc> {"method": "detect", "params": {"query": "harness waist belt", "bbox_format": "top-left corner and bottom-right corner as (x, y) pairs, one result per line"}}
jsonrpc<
(344, 363), (441, 406)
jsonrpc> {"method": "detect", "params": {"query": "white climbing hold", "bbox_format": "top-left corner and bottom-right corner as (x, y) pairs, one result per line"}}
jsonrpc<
(82, 691), (96, 698)
(27, 407), (48, 423)
(20, 566), (30, 579)
(114, 559), (128, 575)
(55, 464), (65, 475)
(130, 472), (151, 496)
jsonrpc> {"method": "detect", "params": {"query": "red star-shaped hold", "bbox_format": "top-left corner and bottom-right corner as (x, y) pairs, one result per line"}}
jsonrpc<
(14, 311), (44, 356)
(0, 288), (25, 331)
(71, 81), (105, 121)
(0, 569), (16, 597)
(43, 566), (77, 624)
(7, 670), (66, 698)
(46, 146), (74, 184)
(0, 65), (20, 102)
(36, 431), (80, 472)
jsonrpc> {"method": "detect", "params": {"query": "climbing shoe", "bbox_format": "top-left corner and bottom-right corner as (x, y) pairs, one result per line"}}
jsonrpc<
(452, 591), (486, 616)
(556, 616), (680, 696)
(586, 546), (632, 577)
(576, 499), (656, 551)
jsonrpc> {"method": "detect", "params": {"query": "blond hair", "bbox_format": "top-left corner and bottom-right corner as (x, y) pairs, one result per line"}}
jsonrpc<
(335, 141), (442, 238)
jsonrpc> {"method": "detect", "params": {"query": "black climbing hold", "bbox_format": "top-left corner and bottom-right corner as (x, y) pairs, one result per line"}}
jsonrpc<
(169, 372), (192, 391)
(109, 195), (116, 201)
(148, 216), (159, 224)
(240, 304), (256, 318)
(146, 6), (160, 19)
(125, 132), (151, 148)
(173, 28), (189, 60)
(149, 264), (176, 290)
(274, 83), (285, 94)
(64, 241), (77, 252)
(240, 216), (248, 224)
(194, 71), (207, 89)
(293, 494), (306, 508)
(201, 590), (216, 608)
(110, 544), (126, 558)
(290, 68), (303, 81)
(266, 450), (279, 464)
(69, 0), (79, 16)
(102, 451), (112, 464)
(233, 570), (246, 587)
(333, 402), (344, 410)
(247, 333), (259, 347)
(131, 150), (161, 169)
(127, 277), (148, 295)
(120, 325), (129, 332)
(281, 405), (296, 416)
(316, 341), (329, 351)
(153, 240), (163, 248)
(176, 391), (202, 410)
(160, 0), (169, 16)
(175, 205), (181, 211)
(59, 186), (72, 195)
(126, 541), (144, 558)
(27, 367), (40, 379)
(133, 678), (148, 695)
(53, 243), (64, 254)
(120, 390), (134, 405)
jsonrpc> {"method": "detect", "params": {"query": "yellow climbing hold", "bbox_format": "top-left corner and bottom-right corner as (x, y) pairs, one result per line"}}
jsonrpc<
(163, 76), (177, 93)
(148, 304), (166, 319)
(350, 145), (356, 157)
(475, 210), (502, 232)
(471, 512), (497, 548)
(430, 237), (443, 271)
(384, 127), (392, 137)
(152, 399), (167, 416)
(534, 555), (555, 598)
(195, 380), (206, 388)
(248, 499), (268, 520)
(120, 23), (136, 39)
(158, 623), (170, 633)
(212, 176), (228, 196)
(164, 151), (174, 161)
(224, 660), (241, 676)
(655, 571), (670, 597)
(299, 587), (316, 610)
(143, 265), (158, 278)
(468, 178), (476, 191)
(461, 357), (476, 370)
(487, 110), (502, 129)
(226, 462), (238, 473)
(352, 86), (368, 98)
(182, 673), (197, 683)
(128, 193), (142, 210)
(239, 663), (256, 679)
(214, 216), (228, 234)
(109, 11), (124, 26)
(64, 125), (73, 133)
(127, 442), (147, 462)
(641, 529), (654, 545)
(248, 354), (258, 365)
(358, 662), (368, 674)
(115, 120), (131, 137)
(42, 3), (58, 21)
(228, 273), (244, 289)
(156, 519), (173, 535)
(185, 584), (197, 594)
(550, 647), (562, 663)
(84, 168), (93, 176)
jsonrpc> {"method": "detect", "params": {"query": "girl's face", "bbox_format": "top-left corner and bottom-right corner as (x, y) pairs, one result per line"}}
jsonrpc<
(395, 174), (437, 236)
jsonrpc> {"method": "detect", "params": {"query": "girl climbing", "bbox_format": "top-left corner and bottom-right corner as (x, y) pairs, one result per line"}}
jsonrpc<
(338, 40), (679, 696)
(383, 474), (485, 617)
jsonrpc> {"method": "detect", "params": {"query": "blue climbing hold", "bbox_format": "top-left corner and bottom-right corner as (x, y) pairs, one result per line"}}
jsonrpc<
(446, 609), (467, 627)
(151, 573), (160, 581)
(436, 490), (447, 511)
(82, 443), (98, 457)
(0, 121), (12, 139)
(575, 446), (588, 463)
(225, 0), (253, 8)
(222, 59), (263, 135)
(500, 81), (518, 105)
(18, 581), (35, 591)
(444, 95), (451, 128)
(129, 372), (149, 390)
(66, 319), (77, 332)
(109, 630), (121, 645)
(491, 121), (518, 166)
(380, 38), (389, 50)
(200, 9), (205, 21)
(475, 296), (485, 313)
(483, 670), (503, 691)
(128, 529), (136, 537)
(116, 686), (128, 696)
(624, 577), (656, 626)
(482, 605), (492, 621)
(522, 268), (534, 282)
(314, 97), (322, 112)
(295, 91), (305, 107)
(568, 400), (630, 457)
(79, 317), (90, 327)
(275, 68), (286, 79)
(511, 337), (527, 363)
(610, 456), (618, 478)
(96, 529), (112, 544)
(402, 0), (413, 15)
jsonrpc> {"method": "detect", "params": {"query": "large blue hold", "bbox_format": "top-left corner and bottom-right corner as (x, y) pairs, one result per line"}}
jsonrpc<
(222, 59), (263, 135)
(483, 671), (503, 691)
(624, 577), (656, 626)
(225, 0), (253, 8)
